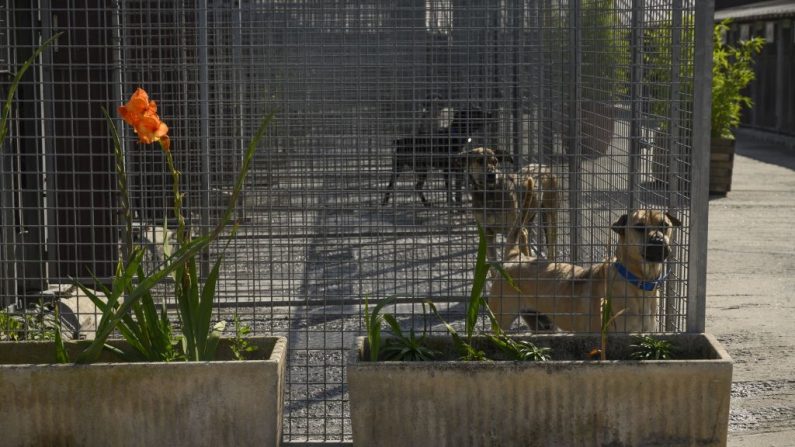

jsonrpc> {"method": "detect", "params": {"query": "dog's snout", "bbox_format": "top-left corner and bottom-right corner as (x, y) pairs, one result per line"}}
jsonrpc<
(650, 234), (665, 244)
(644, 237), (670, 262)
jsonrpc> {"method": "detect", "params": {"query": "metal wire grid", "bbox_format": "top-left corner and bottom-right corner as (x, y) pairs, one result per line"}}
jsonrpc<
(0, 0), (707, 443)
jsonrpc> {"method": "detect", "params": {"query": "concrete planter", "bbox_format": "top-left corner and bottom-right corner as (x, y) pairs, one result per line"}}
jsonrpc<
(0, 336), (287, 447)
(349, 333), (731, 447)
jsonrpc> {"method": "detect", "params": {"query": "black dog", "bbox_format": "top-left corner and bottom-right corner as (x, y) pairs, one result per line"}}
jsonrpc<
(382, 107), (488, 206)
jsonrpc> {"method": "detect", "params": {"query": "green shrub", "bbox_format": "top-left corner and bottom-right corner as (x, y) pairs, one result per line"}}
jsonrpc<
(711, 20), (765, 139)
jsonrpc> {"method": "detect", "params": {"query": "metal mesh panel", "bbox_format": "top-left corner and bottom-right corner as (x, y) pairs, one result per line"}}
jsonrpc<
(0, 0), (707, 443)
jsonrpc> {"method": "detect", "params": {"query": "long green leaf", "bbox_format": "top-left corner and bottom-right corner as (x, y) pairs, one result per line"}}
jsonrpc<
(174, 258), (196, 360)
(489, 261), (521, 293)
(382, 314), (404, 339)
(466, 224), (490, 341)
(128, 300), (152, 353)
(0, 33), (63, 146)
(80, 261), (157, 361)
(136, 263), (173, 359)
(195, 224), (239, 360)
(73, 280), (117, 339)
(195, 254), (224, 360)
(74, 248), (144, 342)
(203, 332), (221, 361)
(482, 298), (506, 338)
(74, 280), (109, 313)
(364, 295), (397, 362)
(74, 249), (155, 363)
(53, 305), (70, 364)
(363, 296), (377, 361)
(188, 258), (202, 358)
(211, 112), (276, 238)
(427, 300), (467, 357)
(137, 289), (161, 348)
(74, 276), (146, 359)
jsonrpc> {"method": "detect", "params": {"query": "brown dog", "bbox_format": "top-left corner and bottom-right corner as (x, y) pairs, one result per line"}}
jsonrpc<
(488, 209), (681, 332)
(461, 147), (559, 262)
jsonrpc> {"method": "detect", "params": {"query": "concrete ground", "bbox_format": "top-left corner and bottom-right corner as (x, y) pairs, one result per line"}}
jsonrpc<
(706, 131), (795, 447)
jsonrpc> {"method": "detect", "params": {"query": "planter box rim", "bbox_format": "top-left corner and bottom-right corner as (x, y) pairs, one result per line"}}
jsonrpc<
(351, 332), (731, 365)
(0, 335), (287, 367)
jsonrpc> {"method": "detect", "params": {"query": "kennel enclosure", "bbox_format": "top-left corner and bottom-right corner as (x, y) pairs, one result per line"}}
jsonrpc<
(0, 0), (713, 443)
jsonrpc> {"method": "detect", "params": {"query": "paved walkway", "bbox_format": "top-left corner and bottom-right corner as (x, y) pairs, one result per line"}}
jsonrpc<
(705, 131), (795, 446)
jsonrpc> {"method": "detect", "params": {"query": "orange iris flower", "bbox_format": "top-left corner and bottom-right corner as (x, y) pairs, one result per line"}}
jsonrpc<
(117, 88), (171, 151)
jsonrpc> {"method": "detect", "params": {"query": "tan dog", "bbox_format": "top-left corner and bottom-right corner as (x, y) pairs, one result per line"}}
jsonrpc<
(489, 210), (681, 332)
(461, 147), (559, 262)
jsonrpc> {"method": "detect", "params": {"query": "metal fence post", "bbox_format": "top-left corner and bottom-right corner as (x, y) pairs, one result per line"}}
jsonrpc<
(628, 0), (644, 212)
(664, 0), (684, 331)
(568, 0), (582, 262)
(687, 0), (714, 333)
(199, 0), (211, 278)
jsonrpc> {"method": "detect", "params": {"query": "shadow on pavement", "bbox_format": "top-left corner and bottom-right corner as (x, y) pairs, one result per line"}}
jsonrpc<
(734, 132), (795, 171)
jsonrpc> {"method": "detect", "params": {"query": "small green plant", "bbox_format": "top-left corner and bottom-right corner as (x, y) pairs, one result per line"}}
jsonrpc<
(364, 296), (439, 361)
(711, 19), (765, 140)
(0, 303), (58, 342)
(426, 223), (495, 361)
(381, 314), (439, 362)
(363, 295), (395, 362)
(490, 335), (552, 362)
(77, 245), (185, 362)
(230, 314), (258, 361)
(426, 301), (487, 361)
(0, 311), (25, 341)
(630, 335), (673, 360)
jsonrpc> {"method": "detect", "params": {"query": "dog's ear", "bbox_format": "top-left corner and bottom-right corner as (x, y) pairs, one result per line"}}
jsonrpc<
(665, 212), (682, 227)
(611, 214), (628, 235)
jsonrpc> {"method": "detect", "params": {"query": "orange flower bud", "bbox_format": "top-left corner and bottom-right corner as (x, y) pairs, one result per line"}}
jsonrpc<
(118, 88), (170, 151)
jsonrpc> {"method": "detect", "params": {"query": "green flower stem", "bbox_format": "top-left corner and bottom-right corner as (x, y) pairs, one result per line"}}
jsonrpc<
(164, 148), (187, 246)
(103, 107), (133, 260)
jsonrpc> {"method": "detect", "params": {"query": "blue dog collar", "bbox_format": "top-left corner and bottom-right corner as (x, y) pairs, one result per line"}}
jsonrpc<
(613, 262), (668, 292)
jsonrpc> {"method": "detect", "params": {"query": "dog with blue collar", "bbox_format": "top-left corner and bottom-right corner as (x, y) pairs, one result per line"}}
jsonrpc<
(489, 209), (681, 333)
